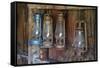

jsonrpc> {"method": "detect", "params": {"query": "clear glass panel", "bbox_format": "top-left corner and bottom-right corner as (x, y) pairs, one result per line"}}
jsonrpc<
(73, 30), (85, 48)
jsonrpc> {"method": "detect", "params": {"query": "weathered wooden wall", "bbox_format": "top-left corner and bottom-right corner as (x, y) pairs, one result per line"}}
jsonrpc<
(17, 3), (28, 65)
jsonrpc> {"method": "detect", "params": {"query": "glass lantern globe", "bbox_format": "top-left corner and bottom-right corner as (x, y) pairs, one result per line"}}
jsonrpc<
(55, 13), (65, 48)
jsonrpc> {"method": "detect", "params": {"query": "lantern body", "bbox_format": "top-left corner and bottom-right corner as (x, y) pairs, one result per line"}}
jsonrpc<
(30, 13), (42, 46)
(55, 13), (65, 48)
(72, 21), (87, 56)
(42, 14), (53, 48)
